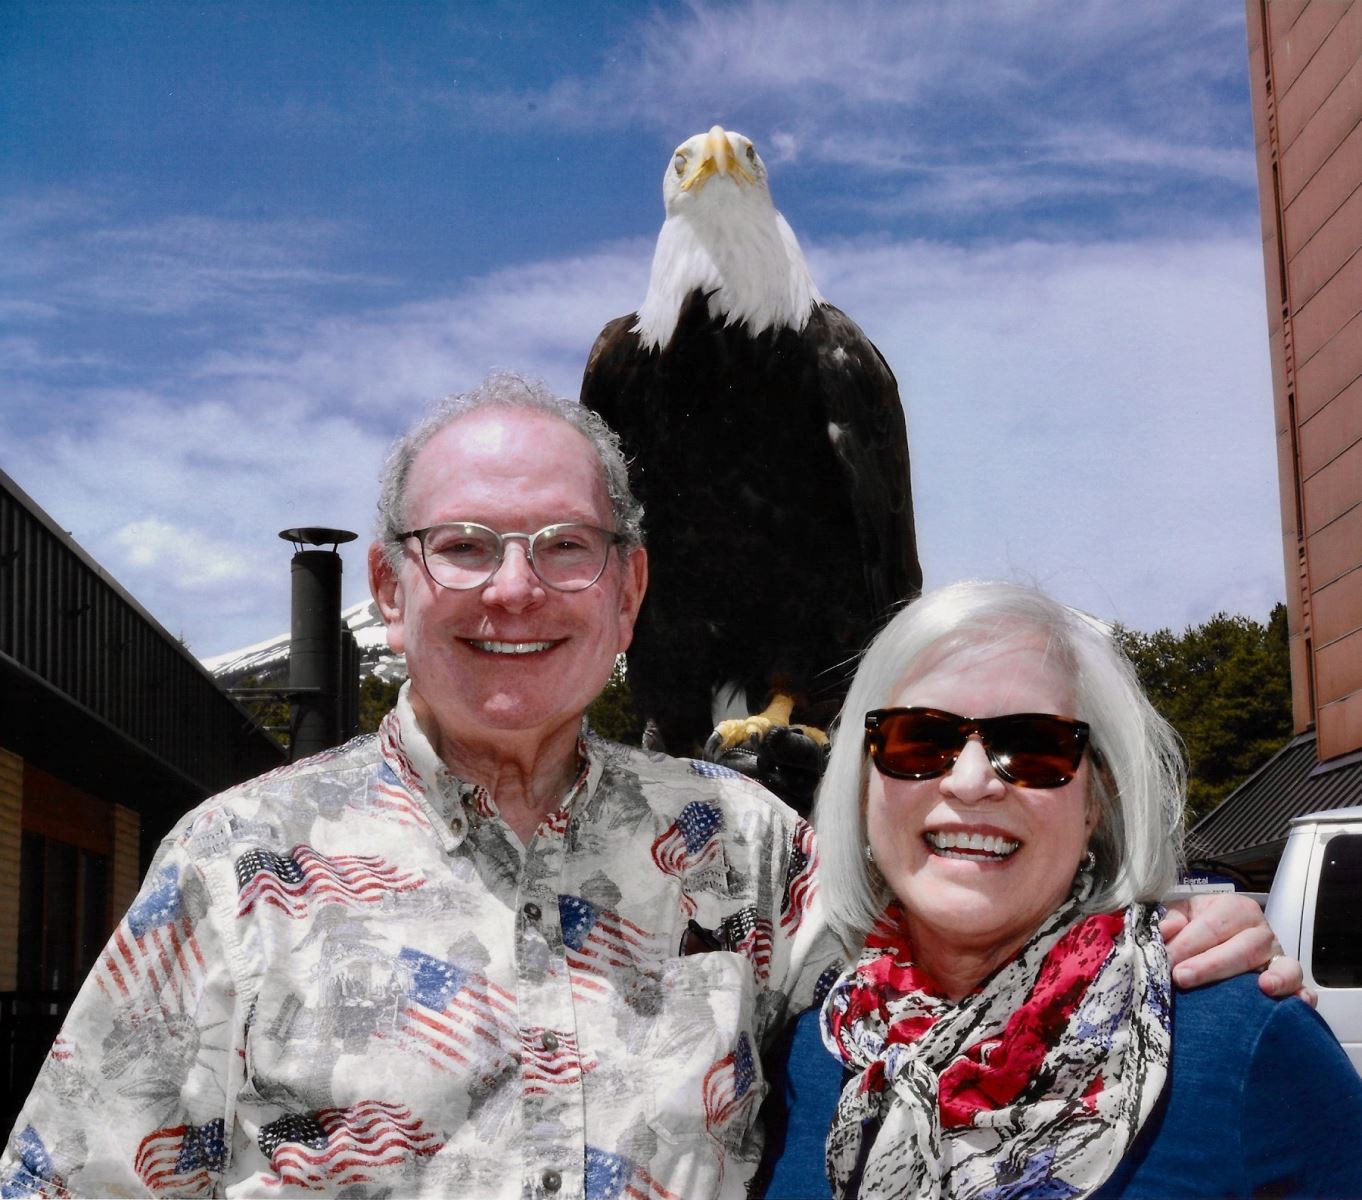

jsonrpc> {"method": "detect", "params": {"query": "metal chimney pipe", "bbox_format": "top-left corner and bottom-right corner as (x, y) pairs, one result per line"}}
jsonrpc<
(279, 527), (357, 761)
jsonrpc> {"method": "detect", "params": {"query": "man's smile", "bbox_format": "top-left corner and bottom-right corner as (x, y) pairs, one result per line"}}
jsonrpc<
(465, 638), (562, 655)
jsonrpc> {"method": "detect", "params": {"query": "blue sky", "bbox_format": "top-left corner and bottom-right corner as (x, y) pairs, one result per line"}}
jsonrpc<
(3, 0), (1284, 659)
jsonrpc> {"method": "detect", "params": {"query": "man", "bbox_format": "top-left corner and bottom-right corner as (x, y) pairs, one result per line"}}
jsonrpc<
(2, 373), (1298, 1198)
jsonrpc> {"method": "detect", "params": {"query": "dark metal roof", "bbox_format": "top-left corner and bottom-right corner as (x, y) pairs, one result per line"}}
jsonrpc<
(1188, 731), (1362, 864)
(1, 467), (286, 832)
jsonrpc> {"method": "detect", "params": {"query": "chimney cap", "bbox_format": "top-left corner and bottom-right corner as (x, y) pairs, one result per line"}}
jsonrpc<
(279, 527), (358, 552)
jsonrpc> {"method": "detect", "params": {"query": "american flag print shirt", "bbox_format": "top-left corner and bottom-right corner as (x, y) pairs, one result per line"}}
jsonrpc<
(1, 686), (837, 1199)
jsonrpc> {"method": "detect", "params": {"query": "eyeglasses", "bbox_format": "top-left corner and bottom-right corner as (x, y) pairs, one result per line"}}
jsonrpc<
(396, 521), (624, 592)
(864, 707), (1091, 789)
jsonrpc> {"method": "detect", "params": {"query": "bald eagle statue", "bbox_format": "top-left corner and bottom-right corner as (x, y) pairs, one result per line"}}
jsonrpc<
(582, 126), (920, 808)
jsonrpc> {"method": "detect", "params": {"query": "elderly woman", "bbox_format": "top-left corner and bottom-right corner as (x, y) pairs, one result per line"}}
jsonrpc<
(765, 581), (1362, 1199)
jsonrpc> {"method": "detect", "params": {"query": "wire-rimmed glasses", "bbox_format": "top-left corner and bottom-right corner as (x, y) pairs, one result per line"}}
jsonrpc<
(396, 521), (624, 592)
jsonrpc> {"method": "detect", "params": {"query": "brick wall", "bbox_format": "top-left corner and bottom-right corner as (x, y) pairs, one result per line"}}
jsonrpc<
(111, 803), (142, 921)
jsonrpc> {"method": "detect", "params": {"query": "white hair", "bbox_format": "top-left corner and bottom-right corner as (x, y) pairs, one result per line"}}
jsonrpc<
(815, 580), (1185, 954)
(375, 371), (645, 569)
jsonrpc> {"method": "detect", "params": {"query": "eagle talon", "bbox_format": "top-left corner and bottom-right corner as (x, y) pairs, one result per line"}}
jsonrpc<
(702, 728), (753, 762)
(789, 723), (829, 748)
(712, 714), (778, 750)
(702, 719), (831, 818)
(706, 693), (831, 754)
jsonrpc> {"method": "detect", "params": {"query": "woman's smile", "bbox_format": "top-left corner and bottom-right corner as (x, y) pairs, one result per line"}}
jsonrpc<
(923, 827), (1020, 861)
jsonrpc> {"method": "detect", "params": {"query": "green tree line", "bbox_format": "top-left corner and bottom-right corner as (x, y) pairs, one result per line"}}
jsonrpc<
(1115, 603), (1293, 826)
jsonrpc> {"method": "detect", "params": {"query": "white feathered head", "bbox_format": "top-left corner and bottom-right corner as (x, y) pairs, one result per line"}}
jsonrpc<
(633, 125), (822, 351)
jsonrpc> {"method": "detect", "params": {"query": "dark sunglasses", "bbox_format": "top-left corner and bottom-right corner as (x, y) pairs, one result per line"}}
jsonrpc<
(864, 707), (1091, 789)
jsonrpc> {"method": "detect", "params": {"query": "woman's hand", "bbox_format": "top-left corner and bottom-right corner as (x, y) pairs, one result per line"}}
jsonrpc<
(1160, 893), (1315, 1004)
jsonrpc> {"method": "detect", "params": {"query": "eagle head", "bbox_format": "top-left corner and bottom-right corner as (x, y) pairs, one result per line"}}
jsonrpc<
(664, 125), (767, 209)
(634, 125), (821, 350)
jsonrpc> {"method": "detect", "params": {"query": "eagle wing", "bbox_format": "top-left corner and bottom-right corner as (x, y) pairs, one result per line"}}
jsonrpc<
(808, 302), (921, 625)
(582, 298), (919, 616)
(582, 313), (645, 407)
(580, 293), (712, 518)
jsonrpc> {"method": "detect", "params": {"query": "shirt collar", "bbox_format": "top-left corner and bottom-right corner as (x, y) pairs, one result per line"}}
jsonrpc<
(381, 681), (600, 845)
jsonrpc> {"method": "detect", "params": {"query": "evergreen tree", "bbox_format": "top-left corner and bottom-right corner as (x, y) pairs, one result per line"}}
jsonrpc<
(586, 659), (643, 744)
(234, 674), (291, 748)
(359, 675), (403, 734)
(1115, 604), (1292, 825)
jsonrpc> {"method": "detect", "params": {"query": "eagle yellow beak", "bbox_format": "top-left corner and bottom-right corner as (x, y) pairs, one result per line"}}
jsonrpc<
(679, 125), (756, 193)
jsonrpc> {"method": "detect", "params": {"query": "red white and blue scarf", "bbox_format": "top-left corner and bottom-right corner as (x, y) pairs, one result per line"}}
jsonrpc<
(821, 893), (1170, 1199)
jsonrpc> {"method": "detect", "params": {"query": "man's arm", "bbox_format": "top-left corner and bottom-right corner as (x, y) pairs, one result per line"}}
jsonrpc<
(0, 836), (239, 1196)
(1160, 893), (1310, 1001)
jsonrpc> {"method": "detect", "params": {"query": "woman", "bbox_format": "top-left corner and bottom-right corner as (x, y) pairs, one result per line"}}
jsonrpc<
(766, 581), (1362, 1199)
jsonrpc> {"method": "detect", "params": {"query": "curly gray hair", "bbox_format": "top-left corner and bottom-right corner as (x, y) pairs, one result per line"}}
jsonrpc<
(375, 371), (645, 568)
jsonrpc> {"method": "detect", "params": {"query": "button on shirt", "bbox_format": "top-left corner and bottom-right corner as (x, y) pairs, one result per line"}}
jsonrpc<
(1, 685), (839, 1199)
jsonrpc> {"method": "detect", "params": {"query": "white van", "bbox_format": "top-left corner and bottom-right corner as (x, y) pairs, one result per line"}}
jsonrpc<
(1264, 805), (1362, 1074)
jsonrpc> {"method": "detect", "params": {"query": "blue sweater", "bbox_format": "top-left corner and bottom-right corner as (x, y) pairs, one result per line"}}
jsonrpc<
(761, 973), (1362, 1198)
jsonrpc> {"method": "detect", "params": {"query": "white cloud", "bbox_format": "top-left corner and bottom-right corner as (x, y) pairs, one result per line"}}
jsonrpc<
(113, 517), (257, 590)
(0, 197), (378, 322)
(0, 238), (656, 657)
(2, 223), (1282, 660)
(439, 0), (1251, 183)
(804, 233), (1281, 631)
(1039, 129), (1253, 182)
(189, 242), (652, 414)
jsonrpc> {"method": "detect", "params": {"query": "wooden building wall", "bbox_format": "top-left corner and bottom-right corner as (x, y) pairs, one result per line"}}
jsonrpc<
(1247, 0), (1362, 760)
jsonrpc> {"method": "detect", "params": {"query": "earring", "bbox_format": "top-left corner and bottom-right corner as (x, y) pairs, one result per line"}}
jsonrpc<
(1071, 847), (1099, 900)
(864, 844), (875, 864)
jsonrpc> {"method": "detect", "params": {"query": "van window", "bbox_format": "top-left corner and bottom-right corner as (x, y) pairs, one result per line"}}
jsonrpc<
(1314, 833), (1362, 988)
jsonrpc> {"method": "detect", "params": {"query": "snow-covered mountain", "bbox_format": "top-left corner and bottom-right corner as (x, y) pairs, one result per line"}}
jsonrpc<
(201, 599), (407, 684)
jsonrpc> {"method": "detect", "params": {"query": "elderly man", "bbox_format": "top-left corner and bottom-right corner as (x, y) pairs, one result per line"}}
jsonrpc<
(2, 373), (1297, 1199)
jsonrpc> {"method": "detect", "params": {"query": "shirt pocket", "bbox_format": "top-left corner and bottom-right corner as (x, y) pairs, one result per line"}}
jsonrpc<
(643, 950), (767, 1151)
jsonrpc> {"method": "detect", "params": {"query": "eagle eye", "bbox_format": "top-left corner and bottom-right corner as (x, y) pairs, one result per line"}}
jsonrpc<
(745, 144), (757, 162)
(673, 154), (686, 176)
